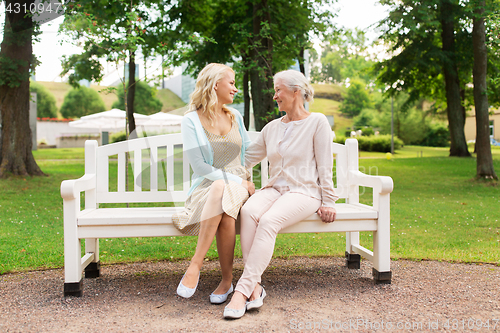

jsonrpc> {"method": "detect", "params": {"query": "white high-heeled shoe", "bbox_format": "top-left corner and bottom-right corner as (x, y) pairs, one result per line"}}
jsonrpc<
(210, 284), (234, 304)
(176, 273), (199, 298)
(246, 286), (266, 310)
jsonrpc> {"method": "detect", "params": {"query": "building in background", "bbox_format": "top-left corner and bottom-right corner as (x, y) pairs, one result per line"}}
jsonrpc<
(464, 110), (499, 143)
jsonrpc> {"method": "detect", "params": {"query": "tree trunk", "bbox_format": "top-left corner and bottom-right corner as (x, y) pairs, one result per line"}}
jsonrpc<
(243, 68), (251, 130)
(440, 0), (471, 157)
(472, 1), (497, 179)
(298, 47), (305, 75)
(250, 0), (274, 131)
(127, 51), (137, 137)
(0, 0), (45, 178)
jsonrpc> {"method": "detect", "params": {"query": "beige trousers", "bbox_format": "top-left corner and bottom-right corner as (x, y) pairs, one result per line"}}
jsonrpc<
(235, 186), (321, 298)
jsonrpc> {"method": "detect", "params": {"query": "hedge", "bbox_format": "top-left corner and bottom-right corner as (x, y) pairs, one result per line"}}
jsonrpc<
(334, 134), (403, 152)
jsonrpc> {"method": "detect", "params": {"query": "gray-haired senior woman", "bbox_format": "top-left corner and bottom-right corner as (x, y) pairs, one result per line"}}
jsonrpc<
(224, 70), (338, 319)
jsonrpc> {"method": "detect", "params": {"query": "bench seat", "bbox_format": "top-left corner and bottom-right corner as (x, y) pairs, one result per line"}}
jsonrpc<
(76, 203), (378, 239)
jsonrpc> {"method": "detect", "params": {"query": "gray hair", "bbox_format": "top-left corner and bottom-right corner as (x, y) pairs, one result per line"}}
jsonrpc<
(273, 70), (314, 103)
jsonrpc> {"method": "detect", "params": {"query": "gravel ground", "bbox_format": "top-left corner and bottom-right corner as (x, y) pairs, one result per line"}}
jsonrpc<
(1, 257), (499, 332)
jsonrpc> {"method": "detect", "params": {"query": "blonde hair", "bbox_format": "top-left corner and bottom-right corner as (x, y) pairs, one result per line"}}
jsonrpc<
(186, 63), (235, 125)
(274, 70), (314, 103)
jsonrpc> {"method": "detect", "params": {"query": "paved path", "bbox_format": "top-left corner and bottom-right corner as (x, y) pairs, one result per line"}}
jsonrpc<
(1, 257), (499, 332)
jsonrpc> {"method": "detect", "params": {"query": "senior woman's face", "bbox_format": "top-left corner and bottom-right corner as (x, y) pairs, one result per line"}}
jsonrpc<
(273, 79), (295, 112)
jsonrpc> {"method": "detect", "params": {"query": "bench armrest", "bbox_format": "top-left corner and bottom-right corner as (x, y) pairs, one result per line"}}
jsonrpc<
(61, 174), (97, 200)
(349, 170), (393, 195)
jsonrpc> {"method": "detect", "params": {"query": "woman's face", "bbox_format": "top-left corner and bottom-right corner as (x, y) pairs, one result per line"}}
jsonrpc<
(215, 70), (238, 105)
(273, 79), (296, 112)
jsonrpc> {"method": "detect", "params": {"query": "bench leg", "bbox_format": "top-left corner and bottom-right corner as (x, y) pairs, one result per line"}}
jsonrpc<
(85, 261), (101, 278)
(64, 201), (84, 297)
(85, 238), (100, 278)
(345, 251), (361, 269)
(372, 268), (392, 284)
(345, 231), (360, 269)
(64, 280), (83, 297)
(372, 194), (392, 284)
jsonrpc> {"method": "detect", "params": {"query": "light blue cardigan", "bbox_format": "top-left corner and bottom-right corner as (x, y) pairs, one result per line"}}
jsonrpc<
(182, 108), (252, 196)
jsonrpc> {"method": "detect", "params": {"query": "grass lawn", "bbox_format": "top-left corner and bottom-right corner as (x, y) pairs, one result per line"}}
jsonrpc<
(1, 147), (499, 274)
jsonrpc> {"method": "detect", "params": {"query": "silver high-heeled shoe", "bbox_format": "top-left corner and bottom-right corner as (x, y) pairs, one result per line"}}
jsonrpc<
(176, 273), (199, 298)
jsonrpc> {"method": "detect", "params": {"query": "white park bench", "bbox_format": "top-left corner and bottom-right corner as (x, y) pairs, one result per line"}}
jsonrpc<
(60, 132), (394, 297)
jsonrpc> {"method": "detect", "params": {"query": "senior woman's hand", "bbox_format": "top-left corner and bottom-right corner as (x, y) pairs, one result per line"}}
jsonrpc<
(242, 180), (255, 196)
(317, 206), (336, 223)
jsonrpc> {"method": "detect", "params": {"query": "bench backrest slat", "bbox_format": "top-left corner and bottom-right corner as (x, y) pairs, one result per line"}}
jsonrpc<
(92, 130), (351, 205)
(166, 145), (175, 192)
(332, 142), (348, 199)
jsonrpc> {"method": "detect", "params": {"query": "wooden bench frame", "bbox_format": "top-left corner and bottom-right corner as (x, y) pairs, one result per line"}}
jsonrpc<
(61, 132), (394, 296)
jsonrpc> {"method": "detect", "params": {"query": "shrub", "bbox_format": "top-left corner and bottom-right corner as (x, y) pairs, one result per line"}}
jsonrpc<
(353, 108), (375, 128)
(333, 136), (347, 145)
(334, 134), (402, 152)
(30, 81), (57, 118)
(339, 79), (370, 118)
(110, 131), (127, 143)
(416, 122), (450, 147)
(60, 86), (106, 118)
(361, 127), (375, 136)
(112, 81), (163, 115)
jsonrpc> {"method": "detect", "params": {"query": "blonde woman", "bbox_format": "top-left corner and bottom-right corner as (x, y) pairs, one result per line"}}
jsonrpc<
(172, 63), (255, 303)
(224, 70), (338, 319)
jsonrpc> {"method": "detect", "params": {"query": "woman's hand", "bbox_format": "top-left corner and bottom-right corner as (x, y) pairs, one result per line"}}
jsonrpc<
(242, 180), (255, 196)
(317, 206), (336, 223)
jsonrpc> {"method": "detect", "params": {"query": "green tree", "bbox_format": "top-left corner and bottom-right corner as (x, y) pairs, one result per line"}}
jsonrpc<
(376, 0), (471, 157)
(340, 79), (370, 118)
(29, 81), (57, 118)
(312, 28), (376, 84)
(60, 86), (106, 119)
(471, 0), (498, 180)
(60, 0), (170, 136)
(170, 0), (334, 130)
(0, 0), (45, 177)
(376, 0), (500, 158)
(112, 81), (163, 115)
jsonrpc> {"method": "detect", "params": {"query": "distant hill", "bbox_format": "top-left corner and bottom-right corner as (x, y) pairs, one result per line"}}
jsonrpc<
(310, 83), (352, 133)
(156, 89), (187, 114)
(312, 83), (344, 101)
(36, 81), (186, 117)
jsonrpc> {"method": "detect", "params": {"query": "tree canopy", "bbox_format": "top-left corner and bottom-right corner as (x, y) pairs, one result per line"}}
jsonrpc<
(311, 28), (376, 85)
(340, 78), (370, 118)
(168, 0), (335, 130)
